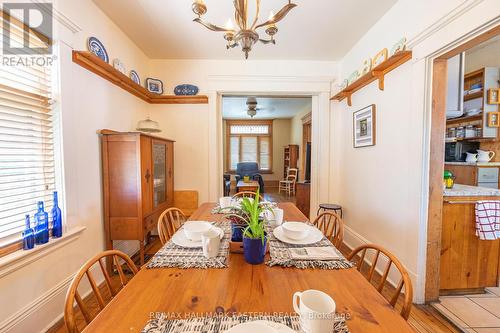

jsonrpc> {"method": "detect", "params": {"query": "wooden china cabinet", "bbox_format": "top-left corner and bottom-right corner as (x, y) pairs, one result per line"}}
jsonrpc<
(99, 130), (174, 269)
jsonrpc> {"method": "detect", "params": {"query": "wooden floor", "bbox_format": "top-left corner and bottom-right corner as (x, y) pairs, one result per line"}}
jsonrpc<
(48, 190), (459, 333)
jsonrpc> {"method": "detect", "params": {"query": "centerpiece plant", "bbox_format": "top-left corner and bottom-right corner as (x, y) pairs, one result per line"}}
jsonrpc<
(224, 189), (270, 265)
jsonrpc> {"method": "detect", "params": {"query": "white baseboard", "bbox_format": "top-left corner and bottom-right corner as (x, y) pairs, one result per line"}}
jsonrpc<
(0, 265), (103, 333)
(343, 225), (419, 303)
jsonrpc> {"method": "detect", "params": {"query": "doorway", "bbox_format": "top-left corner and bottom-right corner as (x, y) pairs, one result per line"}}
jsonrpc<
(426, 24), (500, 330)
(206, 75), (333, 220)
(220, 95), (313, 215)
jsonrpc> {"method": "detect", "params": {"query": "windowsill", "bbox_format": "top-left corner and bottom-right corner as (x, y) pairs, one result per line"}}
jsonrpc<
(0, 226), (86, 279)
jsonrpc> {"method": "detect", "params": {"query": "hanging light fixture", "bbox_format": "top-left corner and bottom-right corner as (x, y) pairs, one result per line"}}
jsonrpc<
(191, 0), (297, 59)
(136, 116), (161, 133)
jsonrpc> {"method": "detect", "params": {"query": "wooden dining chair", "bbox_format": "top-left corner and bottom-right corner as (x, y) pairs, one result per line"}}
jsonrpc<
(64, 250), (138, 333)
(312, 211), (344, 248)
(232, 191), (264, 201)
(158, 207), (187, 245)
(347, 244), (413, 320)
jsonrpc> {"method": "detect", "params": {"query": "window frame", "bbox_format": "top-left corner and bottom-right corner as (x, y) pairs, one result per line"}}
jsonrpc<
(0, 12), (65, 258)
(225, 119), (273, 174)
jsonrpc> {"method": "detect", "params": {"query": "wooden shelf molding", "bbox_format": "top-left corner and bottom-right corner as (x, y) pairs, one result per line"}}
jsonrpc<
(331, 50), (412, 106)
(72, 51), (208, 104)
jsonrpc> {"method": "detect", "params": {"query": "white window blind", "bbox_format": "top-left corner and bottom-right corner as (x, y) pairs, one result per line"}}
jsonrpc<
(227, 122), (272, 172)
(0, 13), (55, 246)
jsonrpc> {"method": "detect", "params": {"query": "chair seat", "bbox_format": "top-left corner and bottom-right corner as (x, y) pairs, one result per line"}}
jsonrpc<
(319, 203), (342, 210)
(280, 180), (294, 184)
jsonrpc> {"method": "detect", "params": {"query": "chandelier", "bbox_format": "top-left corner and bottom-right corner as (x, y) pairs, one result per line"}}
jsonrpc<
(191, 0), (297, 59)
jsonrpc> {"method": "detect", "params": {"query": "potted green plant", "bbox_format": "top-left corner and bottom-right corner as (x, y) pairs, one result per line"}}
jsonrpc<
(240, 189), (268, 264)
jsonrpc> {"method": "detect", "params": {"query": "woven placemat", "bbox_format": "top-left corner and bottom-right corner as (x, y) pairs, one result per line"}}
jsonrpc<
(146, 222), (231, 269)
(142, 314), (349, 333)
(266, 225), (354, 270)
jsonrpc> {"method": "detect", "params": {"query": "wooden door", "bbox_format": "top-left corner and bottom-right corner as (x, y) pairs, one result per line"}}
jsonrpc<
(166, 142), (174, 205)
(140, 136), (153, 216)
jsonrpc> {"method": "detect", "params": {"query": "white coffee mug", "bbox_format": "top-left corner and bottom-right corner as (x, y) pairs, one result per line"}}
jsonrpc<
(202, 229), (220, 258)
(219, 196), (233, 209)
(273, 208), (284, 226)
(293, 290), (336, 333)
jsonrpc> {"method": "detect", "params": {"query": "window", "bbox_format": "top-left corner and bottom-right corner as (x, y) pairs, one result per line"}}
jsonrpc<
(226, 120), (272, 172)
(0, 11), (56, 255)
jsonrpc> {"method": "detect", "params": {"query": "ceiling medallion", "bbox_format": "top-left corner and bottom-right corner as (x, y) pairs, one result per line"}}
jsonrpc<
(191, 0), (297, 59)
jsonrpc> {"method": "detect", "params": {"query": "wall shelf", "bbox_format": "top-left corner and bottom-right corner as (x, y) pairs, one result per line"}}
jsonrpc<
(72, 51), (208, 104)
(330, 50), (412, 106)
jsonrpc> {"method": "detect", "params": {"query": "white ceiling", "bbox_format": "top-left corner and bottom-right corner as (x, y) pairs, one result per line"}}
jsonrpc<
(222, 96), (311, 119)
(93, 0), (397, 60)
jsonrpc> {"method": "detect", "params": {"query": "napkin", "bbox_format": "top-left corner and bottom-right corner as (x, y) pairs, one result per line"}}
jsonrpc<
(289, 247), (341, 260)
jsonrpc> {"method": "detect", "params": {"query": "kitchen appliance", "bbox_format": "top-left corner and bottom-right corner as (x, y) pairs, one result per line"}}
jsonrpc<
(445, 141), (480, 162)
(477, 167), (499, 189)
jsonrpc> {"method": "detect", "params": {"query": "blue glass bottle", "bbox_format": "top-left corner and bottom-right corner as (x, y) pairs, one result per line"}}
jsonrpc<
(34, 201), (49, 244)
(51, 191), (62, 238)
(22, 215), (35, 250)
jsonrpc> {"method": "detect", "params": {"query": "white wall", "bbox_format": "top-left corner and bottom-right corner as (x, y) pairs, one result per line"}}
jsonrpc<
(147, 60), (337, 202)
(290, 107), (312, 176)
(0, 0), (151, 331)
(330, 0), (500, 302)
(465, 37), (500, 72)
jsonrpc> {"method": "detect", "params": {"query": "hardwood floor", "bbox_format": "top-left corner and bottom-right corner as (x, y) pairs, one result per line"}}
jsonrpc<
(48, 193), (459, 333)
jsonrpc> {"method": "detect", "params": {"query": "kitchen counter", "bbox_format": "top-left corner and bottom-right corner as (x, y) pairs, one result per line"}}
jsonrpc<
(445, 161), (500, 166)
(443, 183), (500, 197)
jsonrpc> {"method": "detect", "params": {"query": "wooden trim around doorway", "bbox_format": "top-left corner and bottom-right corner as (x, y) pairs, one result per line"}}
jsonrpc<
(425, 24), (500, 302)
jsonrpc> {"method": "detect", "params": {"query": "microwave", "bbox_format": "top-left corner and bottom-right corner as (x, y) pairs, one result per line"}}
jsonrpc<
(445, 141), (480, 161)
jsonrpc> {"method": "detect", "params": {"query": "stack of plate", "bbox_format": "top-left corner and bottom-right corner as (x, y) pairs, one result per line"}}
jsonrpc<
(465, 108), (482, 116)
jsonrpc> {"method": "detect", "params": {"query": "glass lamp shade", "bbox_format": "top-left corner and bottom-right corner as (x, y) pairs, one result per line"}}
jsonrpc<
(136, 117), (161, 133)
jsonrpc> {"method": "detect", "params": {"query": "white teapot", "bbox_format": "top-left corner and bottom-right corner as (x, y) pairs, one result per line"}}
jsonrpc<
(477, 149), (495, 162)
(465, 152), (478, 163)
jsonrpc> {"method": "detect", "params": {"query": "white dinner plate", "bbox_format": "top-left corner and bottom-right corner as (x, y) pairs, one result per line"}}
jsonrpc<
(273, 225), (324, 245)
(171, 226), (224, 248)
(226, 320), (294, 333)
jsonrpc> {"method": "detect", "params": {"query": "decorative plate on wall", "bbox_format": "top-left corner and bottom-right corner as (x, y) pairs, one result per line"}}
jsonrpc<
(87, 37), (109, 63)
(174, 84), (199, 96)
(130, 70), (140, 85)
(146, 78), (164, 95)
(112, 59), (126, 75)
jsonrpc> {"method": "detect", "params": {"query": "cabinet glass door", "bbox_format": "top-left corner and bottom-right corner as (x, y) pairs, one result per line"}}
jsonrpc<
(152, 142), (166, 208)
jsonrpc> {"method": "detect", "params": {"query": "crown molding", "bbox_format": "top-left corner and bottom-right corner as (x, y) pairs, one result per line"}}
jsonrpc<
(30, 0), (82, 34)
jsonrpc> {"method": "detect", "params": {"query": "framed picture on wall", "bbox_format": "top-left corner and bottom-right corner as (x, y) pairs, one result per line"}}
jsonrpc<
(487, 88), (500, 104)
(353, 104), (376, 148)
(488, 112), (500, 127)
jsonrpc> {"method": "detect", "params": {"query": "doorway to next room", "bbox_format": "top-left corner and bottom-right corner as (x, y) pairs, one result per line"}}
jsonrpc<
(221, 95), (313, 216)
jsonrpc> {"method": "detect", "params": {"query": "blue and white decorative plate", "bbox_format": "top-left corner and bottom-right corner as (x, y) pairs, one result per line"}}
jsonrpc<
(130, 70), (140, 85)
(87, 37), (109, 63)
(146, 78), (163, 95)
(174, 84), (199, 96)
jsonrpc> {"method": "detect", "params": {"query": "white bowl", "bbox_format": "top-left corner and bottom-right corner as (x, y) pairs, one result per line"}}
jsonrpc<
(281, 222), (310, 240)
(183, 221), (212, 241)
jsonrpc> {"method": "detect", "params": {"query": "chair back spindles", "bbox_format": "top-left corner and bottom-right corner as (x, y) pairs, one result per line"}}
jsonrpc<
(64, 250), (138, 333)
(347, 244), (413, 320)
(232, 191), (264, 201)
(312, 212), (344, 248)
(158, 207), (187, 245)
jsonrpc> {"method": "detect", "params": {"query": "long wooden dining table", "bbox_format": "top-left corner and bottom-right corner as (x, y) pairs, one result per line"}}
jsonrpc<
(83, 202), (414, 332)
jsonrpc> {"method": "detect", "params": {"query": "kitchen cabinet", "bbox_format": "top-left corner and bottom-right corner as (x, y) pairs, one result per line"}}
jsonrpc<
(444, 163), (500, 188)
(440, 196), (500, 292)
(100, 130), (174, 269)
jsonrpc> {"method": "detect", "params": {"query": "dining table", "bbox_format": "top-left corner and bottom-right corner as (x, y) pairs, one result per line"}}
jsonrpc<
(83, 202), (414, 332)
